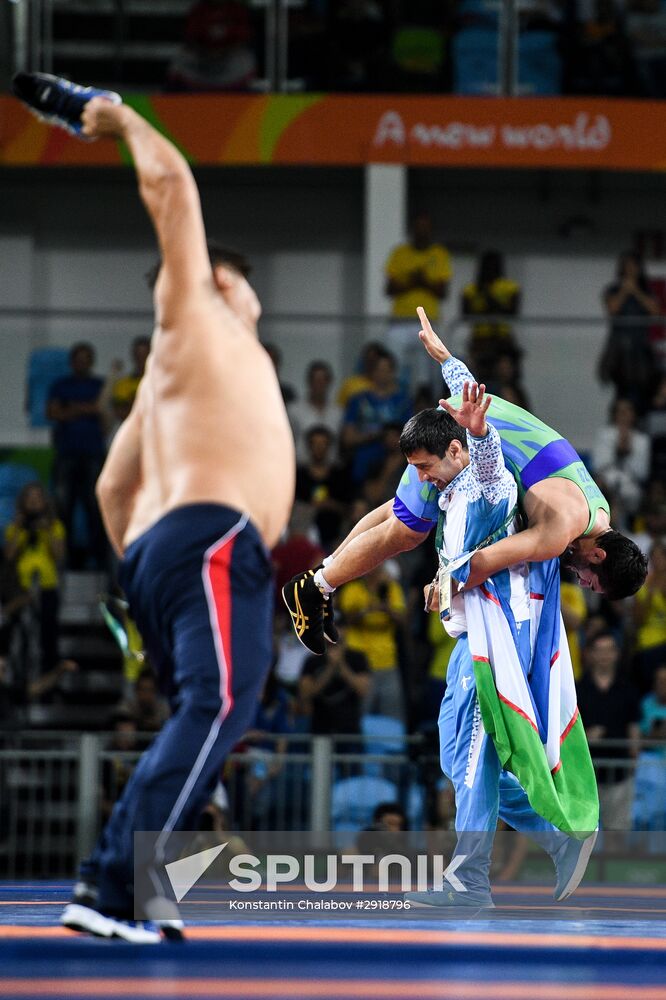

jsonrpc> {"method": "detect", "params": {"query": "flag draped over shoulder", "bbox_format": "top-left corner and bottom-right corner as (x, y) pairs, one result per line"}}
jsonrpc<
(466, 558), (599, 837)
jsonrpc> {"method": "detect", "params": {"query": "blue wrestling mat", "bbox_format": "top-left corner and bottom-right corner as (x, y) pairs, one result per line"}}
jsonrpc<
(1, 882), (666, 999)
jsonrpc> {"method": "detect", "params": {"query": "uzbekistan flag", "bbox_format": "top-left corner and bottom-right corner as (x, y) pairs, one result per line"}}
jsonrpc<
(466, 558), (599, 837)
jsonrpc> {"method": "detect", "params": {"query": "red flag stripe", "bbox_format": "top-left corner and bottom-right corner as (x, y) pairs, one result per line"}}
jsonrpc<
(480, 585), (501, 607)
(530, 592), (544, 600)
(497, 692), (539, 733)
(560, 707), (579, 744)
(550, 650), (560, 668)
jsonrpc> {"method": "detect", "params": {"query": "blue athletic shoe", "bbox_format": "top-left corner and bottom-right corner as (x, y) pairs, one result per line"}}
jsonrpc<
(11, 72), (120, 138)
(553, 829), (597, 901)
(405, 887), (495, 909)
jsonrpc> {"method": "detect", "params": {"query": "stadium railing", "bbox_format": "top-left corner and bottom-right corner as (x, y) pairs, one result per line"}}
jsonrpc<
(0, 729), (664, 879)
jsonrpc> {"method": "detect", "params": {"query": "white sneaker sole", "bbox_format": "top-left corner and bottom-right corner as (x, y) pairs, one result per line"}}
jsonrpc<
(61, 903), (161, 944)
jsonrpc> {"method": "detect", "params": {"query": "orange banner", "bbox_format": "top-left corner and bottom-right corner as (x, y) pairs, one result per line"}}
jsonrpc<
(2, 94), (666, 170)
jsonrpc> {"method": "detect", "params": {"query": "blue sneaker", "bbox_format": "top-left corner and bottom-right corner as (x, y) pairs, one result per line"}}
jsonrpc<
(405, 887), (494, 909)
(553, 829), (597, 901)
(11, 72), (120, 139)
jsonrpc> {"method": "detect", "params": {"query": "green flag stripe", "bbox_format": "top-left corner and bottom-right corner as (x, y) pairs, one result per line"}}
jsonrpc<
(474, 658), (599, 836)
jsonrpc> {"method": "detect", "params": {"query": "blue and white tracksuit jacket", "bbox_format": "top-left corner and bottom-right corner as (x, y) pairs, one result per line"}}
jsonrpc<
(438, 425), (565, 893)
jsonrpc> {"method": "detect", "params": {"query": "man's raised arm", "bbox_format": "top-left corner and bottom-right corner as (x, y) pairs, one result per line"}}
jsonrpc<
(416, 306), (477, 396)
(80, 99), (211, 324)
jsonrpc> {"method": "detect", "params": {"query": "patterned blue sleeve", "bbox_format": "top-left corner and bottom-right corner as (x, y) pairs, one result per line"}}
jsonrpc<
(442, 356), (477, 397)
(467, 425), (514, 504)
(393, 463), (439, 533)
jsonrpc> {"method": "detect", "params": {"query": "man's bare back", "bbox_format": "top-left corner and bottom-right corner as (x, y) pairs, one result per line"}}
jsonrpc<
(126, 302), (294, 551)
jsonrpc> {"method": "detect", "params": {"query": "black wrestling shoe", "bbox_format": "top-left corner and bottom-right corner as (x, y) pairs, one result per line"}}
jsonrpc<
(282, 570), (327, 655)
(11, 72), (120, 138)
(323, 594), (339, 645)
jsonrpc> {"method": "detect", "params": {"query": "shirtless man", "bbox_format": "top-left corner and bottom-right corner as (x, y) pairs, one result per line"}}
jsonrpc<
(283, 307), (647, 653)
(12, 73), (294, 942)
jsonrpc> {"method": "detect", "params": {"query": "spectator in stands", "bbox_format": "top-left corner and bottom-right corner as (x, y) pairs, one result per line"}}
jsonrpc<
(264, 342), (297, 405)
(639, 662), (666, 745)
(166, 0), (258, 92)
(370, 800), (408, 832)
(338, 565), (407, 720)
(565, 0), (639, 97)
(561, 566), (588, 682)
(644, 375), (666, 480)
(119, 666), (170, 733)
(0, 654), (77, 726)
(46, 342), (107, 570)
(363, 422), (408, 508)
(626, 0), (666, 98)
(632, 662), (666, 834)
(244, 667), (293, 826)
(272, 502), (325, 611)
(328, 0), (390, 91)
(337, 341), (384, 408)
(101, 711), (138, 821)
(341, 349), (412, 485)
(288, 361), (342, 460)
(385, 212), (452, 387)
(592, 397), (650, 518)
(4, 483), (65, 674)
(629, 482), (666, 557)
(299, 625), (370, 736)
(633, 539), (666, 692)
(599, 251), (660, 414)
(576, 630), (640, 831)
(485, 349), (530, 412)
(390, 3), (449, 93)
(461, 250), (521, 378)
(295, 427), (352, 552)
(100, 336), (151, 440)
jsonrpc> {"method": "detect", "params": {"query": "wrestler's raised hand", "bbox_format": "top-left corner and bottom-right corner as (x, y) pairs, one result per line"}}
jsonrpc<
(439, 381), (491, 438)
(81, 97), (129, 139)
(417, 306), (451, 364)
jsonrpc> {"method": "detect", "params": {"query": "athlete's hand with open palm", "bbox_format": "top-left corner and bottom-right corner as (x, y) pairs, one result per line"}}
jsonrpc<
(439, 381), (492, 438)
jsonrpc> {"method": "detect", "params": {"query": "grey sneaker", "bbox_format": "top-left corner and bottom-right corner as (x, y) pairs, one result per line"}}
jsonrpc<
(553, 829), (597, 901)
(405, 887), (495, 909)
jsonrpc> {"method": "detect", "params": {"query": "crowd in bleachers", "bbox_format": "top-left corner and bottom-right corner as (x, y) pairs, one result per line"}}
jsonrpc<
(2, 229), (666, 838)
(165, 0), (666, 99)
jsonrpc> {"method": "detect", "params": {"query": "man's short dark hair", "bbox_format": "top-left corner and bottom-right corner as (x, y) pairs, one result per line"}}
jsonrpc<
(69, 341), (95, 363)
(307, 360), (333, 382)
(595, 530), (648, 599)
(399, 407), (465, 459)
(145, 240), (251, 289)
(305, 424), (334, 444)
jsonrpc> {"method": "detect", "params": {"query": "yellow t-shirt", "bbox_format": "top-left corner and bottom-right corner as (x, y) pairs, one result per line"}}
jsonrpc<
(112, 374), (142, 405)
(5, 520), (65, 590)
(427, 609), (456, 681)
(338, 579), (406, 671)
(560, 581), (587, 681)
(462, 278), (520, 338)
(385, 243), (452, 320)
(635, 586), (666, 651)
(337, 374), (373, 408)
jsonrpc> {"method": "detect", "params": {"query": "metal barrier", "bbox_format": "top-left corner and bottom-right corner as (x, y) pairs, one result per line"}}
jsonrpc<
(1, 730), (665, 878)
